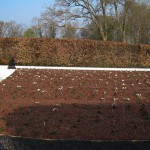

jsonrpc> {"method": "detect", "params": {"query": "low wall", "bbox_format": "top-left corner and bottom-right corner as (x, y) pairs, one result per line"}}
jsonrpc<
(0, 136), (150, 150)
(0, 38), (149, 67)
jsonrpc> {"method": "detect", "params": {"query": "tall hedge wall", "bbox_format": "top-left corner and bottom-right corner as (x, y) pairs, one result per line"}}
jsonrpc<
(0, 38), (149, 67)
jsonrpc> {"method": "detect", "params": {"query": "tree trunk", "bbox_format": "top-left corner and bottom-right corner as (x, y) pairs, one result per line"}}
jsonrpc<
(122, 30), (126, 42)
(99, 28), (107, 41)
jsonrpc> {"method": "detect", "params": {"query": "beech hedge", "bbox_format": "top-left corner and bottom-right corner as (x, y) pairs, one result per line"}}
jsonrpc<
(0, 38), (149, 67)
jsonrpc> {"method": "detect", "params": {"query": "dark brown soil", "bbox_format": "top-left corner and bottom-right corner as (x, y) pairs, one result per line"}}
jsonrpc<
(0, 69), (149, 140)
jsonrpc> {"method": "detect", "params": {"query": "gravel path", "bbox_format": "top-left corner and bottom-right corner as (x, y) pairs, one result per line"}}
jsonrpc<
(0, 65), (150, 82)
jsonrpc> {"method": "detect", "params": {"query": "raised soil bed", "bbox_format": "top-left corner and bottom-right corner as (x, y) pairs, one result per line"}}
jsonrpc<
(0, 69), (149, 141)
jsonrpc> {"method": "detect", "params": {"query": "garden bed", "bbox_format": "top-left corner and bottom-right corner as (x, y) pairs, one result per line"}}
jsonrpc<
(0, 68), (149, 140)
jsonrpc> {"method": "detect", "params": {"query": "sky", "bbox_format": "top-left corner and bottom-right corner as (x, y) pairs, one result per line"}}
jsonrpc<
(0, 0), (54, 25)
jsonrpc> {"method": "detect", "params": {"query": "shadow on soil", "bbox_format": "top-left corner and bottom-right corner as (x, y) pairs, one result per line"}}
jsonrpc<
(1, 103), (150, 149)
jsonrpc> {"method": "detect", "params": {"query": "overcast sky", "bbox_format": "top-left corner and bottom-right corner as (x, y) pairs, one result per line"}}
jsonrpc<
(0, 0), (54, 25)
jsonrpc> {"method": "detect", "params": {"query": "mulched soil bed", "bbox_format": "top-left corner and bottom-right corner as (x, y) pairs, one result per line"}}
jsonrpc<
(0, 69), (149, 140)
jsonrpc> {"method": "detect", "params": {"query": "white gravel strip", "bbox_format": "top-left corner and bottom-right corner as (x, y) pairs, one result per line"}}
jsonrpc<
(0, 65), (150, 81)
(0, 66), (16, 81)
(17, 66), (150, 71)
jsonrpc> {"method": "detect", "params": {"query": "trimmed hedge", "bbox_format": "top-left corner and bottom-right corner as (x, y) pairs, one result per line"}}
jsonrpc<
(0, 38), (149, 67)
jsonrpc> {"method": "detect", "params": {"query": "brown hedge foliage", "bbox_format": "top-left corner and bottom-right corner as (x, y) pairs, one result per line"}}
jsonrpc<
(0, 37), (149, 67)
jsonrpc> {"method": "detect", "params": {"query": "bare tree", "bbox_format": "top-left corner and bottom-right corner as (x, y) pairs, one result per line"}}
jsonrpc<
(1, 21), (23, 37)
(55, 0), (112, 41)
(40, 5), (64, 38)
(110, 0), (135, 42)
(32, 11), (57, 38)
(32, 17), (43, 38)
(61, 22), (78, 38)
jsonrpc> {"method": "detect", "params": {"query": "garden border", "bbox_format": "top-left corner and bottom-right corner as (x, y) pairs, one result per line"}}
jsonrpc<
(0, 135), (150, 150)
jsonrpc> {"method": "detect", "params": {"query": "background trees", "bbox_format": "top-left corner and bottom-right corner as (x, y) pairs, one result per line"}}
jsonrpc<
(0, 0), (149, 44)
(55, 0), (111, 41)
(126, 2), (150, 44)
(0, 21), (23, 37)
(23, 28), (35, 37)
(55, 0), (150, 44)
(61, 23), (77, 38)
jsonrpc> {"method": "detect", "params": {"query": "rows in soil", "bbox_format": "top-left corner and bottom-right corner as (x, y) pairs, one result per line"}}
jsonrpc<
(0, 69), (150, 102)
(0, 69), (149, 140)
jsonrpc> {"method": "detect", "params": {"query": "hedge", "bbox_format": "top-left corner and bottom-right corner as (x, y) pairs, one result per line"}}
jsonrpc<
(0, 38), (149, 68)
